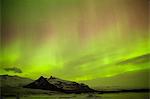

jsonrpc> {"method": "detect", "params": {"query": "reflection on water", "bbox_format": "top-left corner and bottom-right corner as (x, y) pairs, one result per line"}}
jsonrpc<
(3, 92), (149, 99)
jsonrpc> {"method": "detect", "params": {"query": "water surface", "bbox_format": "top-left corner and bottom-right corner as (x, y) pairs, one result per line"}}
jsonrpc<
(4, 92), (149, 99)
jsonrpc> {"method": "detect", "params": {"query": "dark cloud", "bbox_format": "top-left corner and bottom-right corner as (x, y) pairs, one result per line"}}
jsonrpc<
(4, 67), (22, 73)
(117, 54), (150, 65)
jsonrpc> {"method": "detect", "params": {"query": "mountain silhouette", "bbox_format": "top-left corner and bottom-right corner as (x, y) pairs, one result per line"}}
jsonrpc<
(23, 76), (62, 91)
(24, 76), (96, 93)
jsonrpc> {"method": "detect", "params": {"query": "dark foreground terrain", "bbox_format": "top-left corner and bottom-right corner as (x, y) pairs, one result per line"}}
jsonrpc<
(0, 75), (149, 99)
(1, 92), (149, 99)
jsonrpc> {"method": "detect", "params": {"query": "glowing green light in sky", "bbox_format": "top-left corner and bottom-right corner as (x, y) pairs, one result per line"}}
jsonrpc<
(1, 0), (149, 82)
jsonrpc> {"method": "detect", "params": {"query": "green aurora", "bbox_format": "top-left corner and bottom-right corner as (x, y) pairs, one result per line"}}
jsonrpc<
(1, 0), (150, 82)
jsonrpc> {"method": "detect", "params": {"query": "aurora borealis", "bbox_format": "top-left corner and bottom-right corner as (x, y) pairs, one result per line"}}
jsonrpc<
(1, 0), (150, 82)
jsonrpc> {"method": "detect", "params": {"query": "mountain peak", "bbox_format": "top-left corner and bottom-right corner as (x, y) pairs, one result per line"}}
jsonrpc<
(24, 76), (60, 91)
(39, 76), (45, 79)
(36, 76), (46, 81)
(49, 76), (56, 79)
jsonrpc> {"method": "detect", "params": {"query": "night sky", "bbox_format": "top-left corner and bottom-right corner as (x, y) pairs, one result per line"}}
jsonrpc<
(1, 0), (149, 82)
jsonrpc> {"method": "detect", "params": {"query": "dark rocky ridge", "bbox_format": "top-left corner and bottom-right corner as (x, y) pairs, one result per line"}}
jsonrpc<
(24, 76), (96, 93)
(23, 76), (62, 91)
